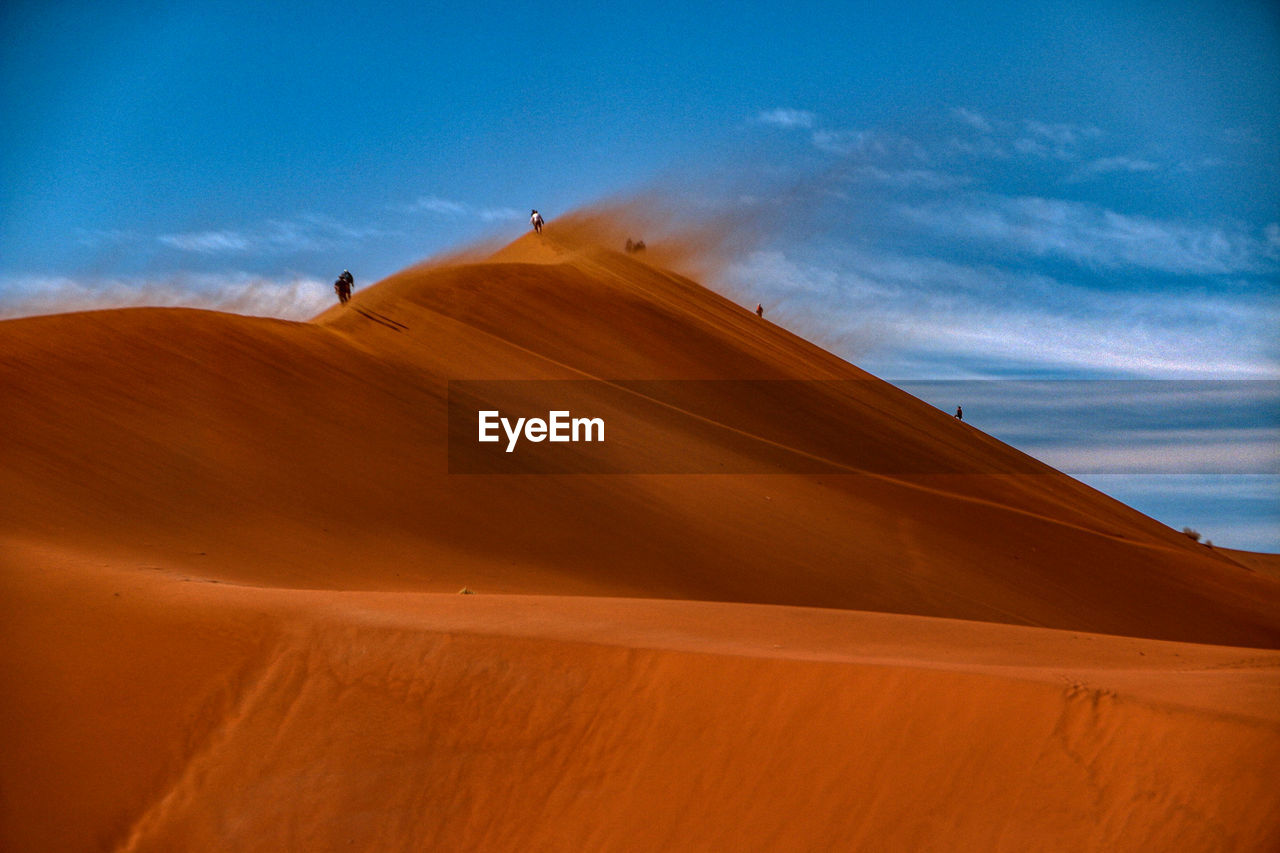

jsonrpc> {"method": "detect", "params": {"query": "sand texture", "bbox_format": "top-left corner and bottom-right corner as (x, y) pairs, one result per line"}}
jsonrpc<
(3, 221), (1278, 850)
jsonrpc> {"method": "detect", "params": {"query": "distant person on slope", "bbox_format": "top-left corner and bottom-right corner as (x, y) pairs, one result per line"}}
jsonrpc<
(334, 269), (354, 305)
(756, 303), (764, 318)
(530, 209), (544, 235)
(955, 405), (963, 421)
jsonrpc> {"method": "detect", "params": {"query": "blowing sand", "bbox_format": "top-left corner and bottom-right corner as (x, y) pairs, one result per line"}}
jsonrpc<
(3, 220), (1278, 850)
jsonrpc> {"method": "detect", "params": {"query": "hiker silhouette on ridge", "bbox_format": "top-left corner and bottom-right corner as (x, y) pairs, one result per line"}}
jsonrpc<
(334, 269), (354, 305)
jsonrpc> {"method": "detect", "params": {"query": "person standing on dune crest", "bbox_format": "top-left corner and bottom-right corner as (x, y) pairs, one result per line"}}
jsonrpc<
(756, 303), (764, 318)
(530, 209), (544, 235)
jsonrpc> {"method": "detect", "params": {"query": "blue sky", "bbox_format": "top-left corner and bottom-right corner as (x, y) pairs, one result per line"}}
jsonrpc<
(1, 0), (1277, 547)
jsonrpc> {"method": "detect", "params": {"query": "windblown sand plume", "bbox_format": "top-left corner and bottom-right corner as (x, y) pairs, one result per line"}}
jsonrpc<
(3, 214), (1279, 851)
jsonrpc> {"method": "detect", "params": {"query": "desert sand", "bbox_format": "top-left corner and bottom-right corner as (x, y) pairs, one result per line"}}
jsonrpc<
(3, 216), (1279, 851)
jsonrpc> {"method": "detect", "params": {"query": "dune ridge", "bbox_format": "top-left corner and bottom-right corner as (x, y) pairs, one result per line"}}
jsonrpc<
(3, 217), (1279, 849)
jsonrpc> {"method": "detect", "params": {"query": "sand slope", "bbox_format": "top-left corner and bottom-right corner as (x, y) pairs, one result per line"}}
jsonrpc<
(4, 541), (1278, 852)
(3, 221), (1279, 849)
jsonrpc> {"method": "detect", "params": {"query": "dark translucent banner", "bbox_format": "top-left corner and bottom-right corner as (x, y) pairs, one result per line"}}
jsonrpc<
(447, 379), (1278, 475)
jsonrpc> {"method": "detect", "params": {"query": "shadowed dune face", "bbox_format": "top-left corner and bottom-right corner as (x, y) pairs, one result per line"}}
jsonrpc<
(3, 224), (1280, 850)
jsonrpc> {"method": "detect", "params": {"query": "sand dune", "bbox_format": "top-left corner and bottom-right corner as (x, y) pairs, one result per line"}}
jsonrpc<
(4, 541), (1278, 851)
(3, 219), (1279, 849)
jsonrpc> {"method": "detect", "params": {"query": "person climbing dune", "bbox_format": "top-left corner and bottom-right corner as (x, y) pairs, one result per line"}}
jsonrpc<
(334, 269), (354, 305)
(530, 209), (544, 235)
(756, 303), (764, 318)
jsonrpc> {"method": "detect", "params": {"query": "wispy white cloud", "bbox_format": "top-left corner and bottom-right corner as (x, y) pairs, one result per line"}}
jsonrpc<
(476, 205), (524, 222)
(1011, 121), (1102, 160)
(726, 248), (1280, 379)
(945, 113), (1110, 164)
(401, 195), (470, 215)
(886, 378), (1280, 547)
(1025, 120), (1102, 147)
(1012, 137), (1055, 159)
(950, 107), (993, 133)
(1082, 474), (1279, 551)
(811, 129), (927, 161)
(842, 165), (973, 190)
(897, 380), (1280, 473)
(810, 129), (870, 156)
(748, 108), (930, 161)
(1019, 120), (1104, 160)
(292, 213), (391, 242)
(896, 195), (1278, 275)
(747, 108), (952, 163)
(0, 272), (334, 320)
(946, 134), (1009, 160)
(159, 230), (254, 253)
(158, 214), (397, 255)
(757, 108), (816, 129)
(1067, 156), (1159, 183)
(1036, 434), (1278, 474)
(399, 195), (522, 222)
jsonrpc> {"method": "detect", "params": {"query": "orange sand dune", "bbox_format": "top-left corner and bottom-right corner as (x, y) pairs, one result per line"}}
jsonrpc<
(3, 219), (1279, 849)
(4, 541), (1278, 851)
(1223, 548), (1280, 581)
